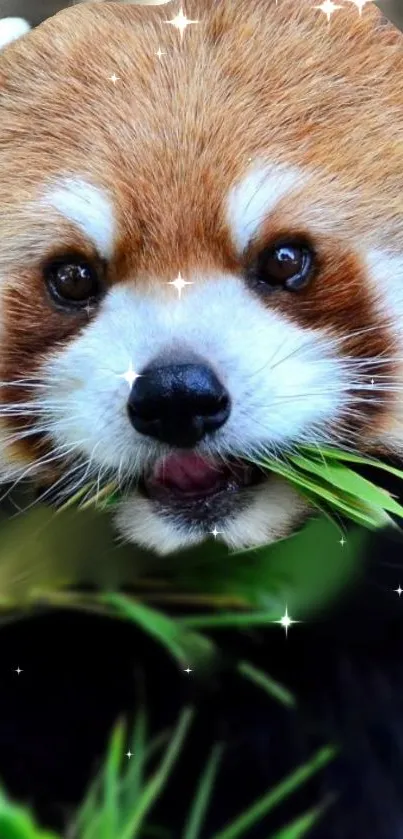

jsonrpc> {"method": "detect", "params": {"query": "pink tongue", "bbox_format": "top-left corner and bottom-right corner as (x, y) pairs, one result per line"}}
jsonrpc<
(151, 452), (224, 493)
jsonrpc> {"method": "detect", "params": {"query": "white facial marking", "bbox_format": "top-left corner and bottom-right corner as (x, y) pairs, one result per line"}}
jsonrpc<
(226, 160), (308, 253)
(41, 178), (116, 260)
(0, 17), (31, 51)
(364, 248), (403, 455)
(365, 249), (403, 329)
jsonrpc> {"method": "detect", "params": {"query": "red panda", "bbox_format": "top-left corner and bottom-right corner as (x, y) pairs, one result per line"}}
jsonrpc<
(0, 0), (402, 559)
(0, 6), (403, 839)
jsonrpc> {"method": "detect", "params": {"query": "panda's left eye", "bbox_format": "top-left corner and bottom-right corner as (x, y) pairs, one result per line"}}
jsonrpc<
(43, 253), (104, 309)
(254, 240), (315, 291)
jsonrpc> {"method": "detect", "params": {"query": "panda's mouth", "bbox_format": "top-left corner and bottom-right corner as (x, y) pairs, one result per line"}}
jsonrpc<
(138, 451), (265, 519)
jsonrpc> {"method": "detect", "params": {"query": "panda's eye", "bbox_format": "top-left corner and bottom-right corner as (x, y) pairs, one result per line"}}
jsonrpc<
(254, 240), (315, 291)
(44, 255), (103, 308)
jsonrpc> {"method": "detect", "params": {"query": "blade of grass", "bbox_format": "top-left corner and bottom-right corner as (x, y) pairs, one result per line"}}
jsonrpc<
(119, 707), (195, 839)
(0, 789), (61, 839)
(267, 795), (335, 839)
(177, 611), (287, 630)
(76, 723), (171, 839)
(208, 745), (337, 839)
(181, 742), (224, 839)
(74, 766), (103, 839)
(237, 661), (296, 709)
(99, 594), (216, 670)
(119, 703), (148, 820)
(102, 718), (126, 839)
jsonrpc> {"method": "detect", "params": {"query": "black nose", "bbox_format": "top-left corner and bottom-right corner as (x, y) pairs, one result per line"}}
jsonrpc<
(127, 360), (231, 447)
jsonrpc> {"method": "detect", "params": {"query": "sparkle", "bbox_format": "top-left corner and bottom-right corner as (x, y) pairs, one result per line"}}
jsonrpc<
(119, 360), (142, 389)
(274, 606), (299, 637)
(156, 47), (167, 61)
(167, 272), (193, 299)
(339, 536), (346, 547)
(14, 667), (23, 675)
(370, 378), (375, 387)
(315, 0), (343, 21)
(184, 667), (193, 674)
(210, 526), (222, 539)
(126, 751), (133, 759)
(166, 8), (199, 40)
(395, 586), (403, 597)
(348, 0), (372, 14)
(109, 73), (120, 84)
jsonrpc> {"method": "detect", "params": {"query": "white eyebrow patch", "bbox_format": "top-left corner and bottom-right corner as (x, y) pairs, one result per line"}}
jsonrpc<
(226, 160), (308, 253)
(41, 178), (116, 259)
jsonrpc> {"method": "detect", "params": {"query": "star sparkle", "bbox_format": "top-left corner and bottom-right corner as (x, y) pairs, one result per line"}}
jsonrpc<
(315, 0), (343, 21)
(126, 751), (133, 759)
(184, 667), (193, 674)
(109, 73), (120, 84)
(156, 47), (167, 61)
(119, 361), (142, 389)
(274, 606), (299, 637)
(348, 0), (373, 14)
(167, 272), (193, 299)
(166, 7), (199, 41)
(395, 586), (403, 597)
(210, 526), (222, 539)
(14, 667), (23, 675)
(339, 536), (346, 547)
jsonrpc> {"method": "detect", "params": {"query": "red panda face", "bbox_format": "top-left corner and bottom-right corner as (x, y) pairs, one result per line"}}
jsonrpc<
(0, 0), (402, 555)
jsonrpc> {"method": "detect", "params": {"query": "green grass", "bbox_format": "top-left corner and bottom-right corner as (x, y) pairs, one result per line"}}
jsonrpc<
(60, 445), (403, 535)
(252, 445), (403, 531)
(0, 695), (337, 839)
(0, 443), (400, 837)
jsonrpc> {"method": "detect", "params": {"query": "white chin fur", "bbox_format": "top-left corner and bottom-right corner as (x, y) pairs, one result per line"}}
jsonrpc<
(113, 475), (312, 556)
(0, 18), (31, 51)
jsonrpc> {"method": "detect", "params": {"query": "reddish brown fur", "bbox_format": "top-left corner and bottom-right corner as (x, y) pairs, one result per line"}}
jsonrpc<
(0, 0), (402, 471)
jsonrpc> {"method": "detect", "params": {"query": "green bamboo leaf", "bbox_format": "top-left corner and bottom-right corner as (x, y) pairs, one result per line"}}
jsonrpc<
(299, 446), (403, 477)
(182, 743), (224, 839)
(252, 457), (393, 530)
(289, 453), (403, 519)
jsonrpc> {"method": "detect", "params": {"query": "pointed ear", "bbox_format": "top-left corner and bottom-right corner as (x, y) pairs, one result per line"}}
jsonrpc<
(0, 17), (31, 52)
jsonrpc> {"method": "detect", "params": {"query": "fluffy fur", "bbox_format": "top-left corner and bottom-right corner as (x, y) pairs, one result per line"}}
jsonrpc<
(0, 0), (402, 555)
(1, 5), (403, 839)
